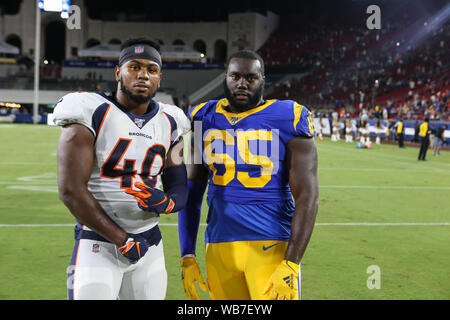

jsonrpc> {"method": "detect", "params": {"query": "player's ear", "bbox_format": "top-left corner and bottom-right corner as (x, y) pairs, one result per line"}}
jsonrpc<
(114, 65), (121, 82)
(157, 71), (162, 88)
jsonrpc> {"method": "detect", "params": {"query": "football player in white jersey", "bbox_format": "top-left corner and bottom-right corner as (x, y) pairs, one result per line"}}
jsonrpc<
(54, 38), (190, 300)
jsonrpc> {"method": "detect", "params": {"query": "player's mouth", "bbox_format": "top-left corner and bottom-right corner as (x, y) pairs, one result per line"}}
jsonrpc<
(234, 92), (249, 100)
(134, 83), (150, 90)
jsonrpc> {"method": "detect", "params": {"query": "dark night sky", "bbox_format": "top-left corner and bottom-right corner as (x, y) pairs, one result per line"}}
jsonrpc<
(83, 0), (330, 21)
(0, 0), (448, 23)
(0, 0), (369, 21)
(83, 0), (450, 23)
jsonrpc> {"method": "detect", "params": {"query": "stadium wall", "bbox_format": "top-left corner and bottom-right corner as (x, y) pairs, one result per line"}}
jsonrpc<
(0, 1), (278, 62)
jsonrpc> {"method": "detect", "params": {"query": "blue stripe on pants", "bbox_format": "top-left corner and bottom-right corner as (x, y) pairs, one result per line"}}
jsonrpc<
(67, 239), (80, 300)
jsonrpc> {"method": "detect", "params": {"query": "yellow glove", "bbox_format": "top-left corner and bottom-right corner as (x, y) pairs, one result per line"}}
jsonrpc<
(263, 259), (300, 300)
(181, 256), (207, 300)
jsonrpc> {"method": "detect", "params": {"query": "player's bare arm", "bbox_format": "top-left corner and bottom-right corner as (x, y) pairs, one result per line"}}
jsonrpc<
(57, 123), (127, 247)
(166, 137), (185, 168)
(284, 136), (319, 264)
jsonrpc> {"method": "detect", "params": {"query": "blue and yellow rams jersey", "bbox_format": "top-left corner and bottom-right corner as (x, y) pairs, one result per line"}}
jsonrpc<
(205, 197), (295, 243)
(188, 98), (316, 205)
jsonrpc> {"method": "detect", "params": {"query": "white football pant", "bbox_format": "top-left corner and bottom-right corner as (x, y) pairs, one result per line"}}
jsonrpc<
(68, 239), (167, 300)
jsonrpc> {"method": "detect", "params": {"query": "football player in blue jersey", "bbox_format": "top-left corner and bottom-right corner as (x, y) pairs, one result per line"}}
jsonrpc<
(178, 50), (319, 300)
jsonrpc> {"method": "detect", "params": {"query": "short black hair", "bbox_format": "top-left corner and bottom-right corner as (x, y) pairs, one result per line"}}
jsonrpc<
(226, 50), (265, 75)
(121, 37), (161, 53)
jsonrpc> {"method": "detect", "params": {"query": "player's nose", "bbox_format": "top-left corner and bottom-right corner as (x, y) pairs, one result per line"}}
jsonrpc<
(236, 77), (249, 89)
(137, 69), (149, 80)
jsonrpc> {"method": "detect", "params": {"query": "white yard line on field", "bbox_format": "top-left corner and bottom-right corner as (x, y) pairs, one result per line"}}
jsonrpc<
(1, 183), (449, 191)
(0, 162), (55, 165)
(319, 167), (450, 173)
(0, 222), (448, 227)
(5, 185), (58, 192)
(0, 181), (55, 185)
(321, 185), (450, 190)
(315, 222), (450, 226)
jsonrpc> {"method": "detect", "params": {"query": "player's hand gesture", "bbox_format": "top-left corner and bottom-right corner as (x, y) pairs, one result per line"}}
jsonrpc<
(181, 257), (207, 300)
(263, 260), (300, 300)
(118, 233), (150, 264)
(125, 182), (175, 214)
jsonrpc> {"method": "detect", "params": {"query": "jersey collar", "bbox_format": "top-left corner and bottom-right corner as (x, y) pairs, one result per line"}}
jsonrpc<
(96, 91), (159, 129)
(215, 98), (276, 125)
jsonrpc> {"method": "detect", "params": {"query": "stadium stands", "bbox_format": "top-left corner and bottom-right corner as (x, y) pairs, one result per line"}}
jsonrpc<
(259, 13), (449, 122)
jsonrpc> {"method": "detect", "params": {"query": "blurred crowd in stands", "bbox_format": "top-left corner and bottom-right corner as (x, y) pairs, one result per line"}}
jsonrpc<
(261, 14), (450, 122)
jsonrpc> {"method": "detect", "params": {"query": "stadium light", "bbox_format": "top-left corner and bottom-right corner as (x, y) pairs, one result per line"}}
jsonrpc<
(39, 0), (70, 18)
(38, 0), (70, 14)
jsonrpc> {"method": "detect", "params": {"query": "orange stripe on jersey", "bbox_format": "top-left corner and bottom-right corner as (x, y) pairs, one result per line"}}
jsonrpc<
(96, 104), (110, 137)
(162, 112), (172, 145)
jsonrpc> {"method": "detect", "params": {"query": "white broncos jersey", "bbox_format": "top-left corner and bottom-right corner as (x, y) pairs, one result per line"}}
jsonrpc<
(53, 91), (190, 234)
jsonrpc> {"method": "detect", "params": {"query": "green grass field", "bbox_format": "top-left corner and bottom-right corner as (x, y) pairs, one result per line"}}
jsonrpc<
(0, 123), (449, 300)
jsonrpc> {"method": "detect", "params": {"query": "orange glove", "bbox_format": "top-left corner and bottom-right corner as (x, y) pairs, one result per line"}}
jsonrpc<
(125, 182), (175, 214)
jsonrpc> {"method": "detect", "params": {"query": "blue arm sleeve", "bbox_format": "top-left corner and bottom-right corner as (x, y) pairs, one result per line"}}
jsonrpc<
(161, 164), (188, 213)
(178, 180), (207, 257)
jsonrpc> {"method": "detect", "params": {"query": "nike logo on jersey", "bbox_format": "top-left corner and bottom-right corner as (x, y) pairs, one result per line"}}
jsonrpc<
(262, 244), (278, 251)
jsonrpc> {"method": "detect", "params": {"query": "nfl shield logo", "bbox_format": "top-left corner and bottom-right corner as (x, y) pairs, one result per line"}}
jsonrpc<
(92, 244), (100, 253)
(135, 46), (144, 54)
(134, 118), (145, 128)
